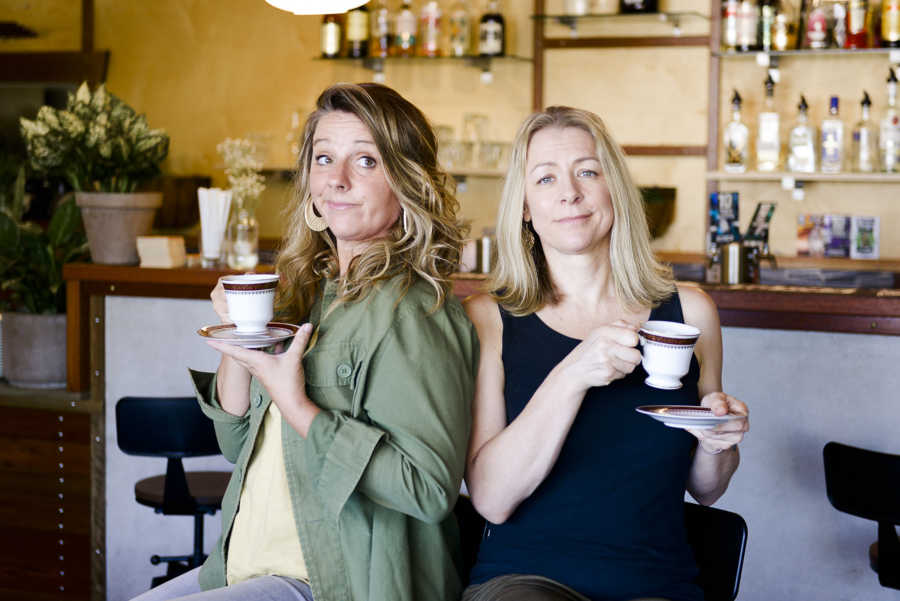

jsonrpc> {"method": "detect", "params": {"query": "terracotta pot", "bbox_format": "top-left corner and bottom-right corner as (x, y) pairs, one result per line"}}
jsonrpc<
(2, 312), (66, 389)
(75, 192), (162, 265)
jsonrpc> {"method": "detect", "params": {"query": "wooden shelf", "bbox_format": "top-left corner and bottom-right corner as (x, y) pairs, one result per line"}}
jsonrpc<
(543, 35), (709, 48)
(0, 51), (110, 84)
(0, 382), (95, 413)
(707, 171), (900, 183)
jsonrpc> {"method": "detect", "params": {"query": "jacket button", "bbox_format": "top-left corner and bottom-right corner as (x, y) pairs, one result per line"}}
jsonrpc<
(336, 363), (352, 379)
(254, 394), (263, 407)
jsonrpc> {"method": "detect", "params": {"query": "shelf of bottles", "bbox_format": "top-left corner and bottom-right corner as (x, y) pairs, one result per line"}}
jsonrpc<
(535, 10), (709, 33)
(716, 48), (900, 59)
(707, 170), (900, 182)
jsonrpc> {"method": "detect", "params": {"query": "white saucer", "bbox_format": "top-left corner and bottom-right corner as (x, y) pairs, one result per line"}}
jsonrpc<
(635, 405), (746, 430)
(197, 322), (299, 349)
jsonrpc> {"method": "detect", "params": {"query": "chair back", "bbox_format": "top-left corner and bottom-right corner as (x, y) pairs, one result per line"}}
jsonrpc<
(823, 441), (900, 524)
(684, 502), (748, 601)
(116, 396), (221, 459)
(454, 496), (747, 601)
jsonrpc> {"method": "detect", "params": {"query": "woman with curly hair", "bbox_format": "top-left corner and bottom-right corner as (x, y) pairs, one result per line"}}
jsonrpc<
(134, 83), (478, 601)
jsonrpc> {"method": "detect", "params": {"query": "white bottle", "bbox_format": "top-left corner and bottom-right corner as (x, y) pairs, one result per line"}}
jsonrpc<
(756, 74), (780, 171)
(724, 90), (749, 173)
(880, 68), (900, 173)
(820, 96), (844, 173)
(851, 91), (878, 172)
(788, 95), (816, 173)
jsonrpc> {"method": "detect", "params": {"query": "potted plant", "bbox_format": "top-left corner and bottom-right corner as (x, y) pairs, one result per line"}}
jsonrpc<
(19, 82), (170, 264)
(0, 166), (89, 387)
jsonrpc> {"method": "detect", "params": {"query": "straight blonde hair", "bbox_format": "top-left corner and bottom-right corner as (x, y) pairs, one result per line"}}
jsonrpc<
(490, 106), (674, 315)
(275, 83), (466, 323)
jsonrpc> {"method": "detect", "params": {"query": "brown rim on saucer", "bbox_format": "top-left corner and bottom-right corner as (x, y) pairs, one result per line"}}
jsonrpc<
(639, 330), (699, 346)
(197, 322), (298, 339)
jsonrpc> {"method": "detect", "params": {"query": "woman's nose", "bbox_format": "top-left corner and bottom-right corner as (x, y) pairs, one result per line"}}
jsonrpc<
(327, 159), (350, 190)
(560, 173), (582, 204)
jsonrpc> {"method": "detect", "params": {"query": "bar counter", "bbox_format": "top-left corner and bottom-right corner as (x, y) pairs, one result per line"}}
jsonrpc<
(62, 262), (900, 393)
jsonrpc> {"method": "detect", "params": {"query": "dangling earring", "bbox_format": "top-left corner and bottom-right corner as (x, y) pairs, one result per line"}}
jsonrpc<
(304, 200), (328, 232)
(522, 223), (535, 251)
(402, 209), (410, 235)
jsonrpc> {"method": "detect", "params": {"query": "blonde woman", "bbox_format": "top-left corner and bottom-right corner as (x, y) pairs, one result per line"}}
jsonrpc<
(134, 83), (478, 601)
(462, 107), (749, 601)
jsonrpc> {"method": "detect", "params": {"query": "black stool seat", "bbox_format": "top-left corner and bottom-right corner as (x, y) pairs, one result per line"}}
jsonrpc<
(136, 471), (230, 509)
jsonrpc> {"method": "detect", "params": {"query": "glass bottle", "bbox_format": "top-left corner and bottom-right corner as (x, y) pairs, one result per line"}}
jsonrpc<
(370, 0), (392, 58)
(419, 0), (442, 57)
(772, 0), (799, 49)
(804, 0), (829, 47)
(820, 95), (844, 173)
(321, 13), (342, 58)
(226, 204), (260, 270)
(723, 0), (740, 50)
(394, 0), (417, 57)
(759, 0), (776, 49)
(883, 0), (900, 45)
(851, 91), (879, 172)
(345, 4), (370, 58)
(479, 0), (505, 57)
(845, 0), (870, 46)
(880, 67), (900, 172)
(831, 1), (848, 47)
(756, 74), (781, 171)
(621, 0), (659, 13)
(788, 95), (817, 172)
(448, 0), (472, 57)
(737, 0), (760, 50)
(724, 90), (750, 173)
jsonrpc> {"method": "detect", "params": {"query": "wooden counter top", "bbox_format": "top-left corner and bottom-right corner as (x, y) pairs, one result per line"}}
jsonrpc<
(62, 263), (900, 391)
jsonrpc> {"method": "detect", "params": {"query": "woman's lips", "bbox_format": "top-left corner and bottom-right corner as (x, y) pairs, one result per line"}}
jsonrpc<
(556, 214), (590, 223)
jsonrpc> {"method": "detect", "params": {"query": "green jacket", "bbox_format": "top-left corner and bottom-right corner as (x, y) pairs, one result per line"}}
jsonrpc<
(190, 275), (478, 601)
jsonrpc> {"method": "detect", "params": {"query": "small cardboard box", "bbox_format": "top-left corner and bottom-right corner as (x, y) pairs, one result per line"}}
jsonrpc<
(136, 236), (187, 268)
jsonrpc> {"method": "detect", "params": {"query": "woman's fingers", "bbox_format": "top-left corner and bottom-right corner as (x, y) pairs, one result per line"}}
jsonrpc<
(210, 278), (230, 324)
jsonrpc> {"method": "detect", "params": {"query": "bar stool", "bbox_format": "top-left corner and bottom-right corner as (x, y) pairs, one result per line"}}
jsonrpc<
(824, 441), (900, 590)
(116, 396), (232, 588)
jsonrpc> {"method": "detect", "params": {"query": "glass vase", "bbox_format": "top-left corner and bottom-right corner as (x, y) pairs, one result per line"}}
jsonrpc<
(226, 206), (259, 270)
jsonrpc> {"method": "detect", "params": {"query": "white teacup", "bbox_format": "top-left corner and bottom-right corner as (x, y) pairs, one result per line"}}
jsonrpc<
(222, 274), (280, 334)
(638, 320), (701, 390)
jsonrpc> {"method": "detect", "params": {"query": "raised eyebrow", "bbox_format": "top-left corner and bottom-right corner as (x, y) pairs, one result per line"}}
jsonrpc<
(312, 138), (377, 147)
(529, 161), (557, 174)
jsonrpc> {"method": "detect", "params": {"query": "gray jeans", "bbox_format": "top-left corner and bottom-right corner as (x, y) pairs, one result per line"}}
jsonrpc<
(129, 567), (314, 601)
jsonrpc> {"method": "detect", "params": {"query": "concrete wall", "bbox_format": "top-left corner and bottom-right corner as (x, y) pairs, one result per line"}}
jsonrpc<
(713, 326), (900, 601)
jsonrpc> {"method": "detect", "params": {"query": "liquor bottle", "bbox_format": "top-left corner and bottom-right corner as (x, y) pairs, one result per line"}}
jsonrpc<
(724, 90), (750, 173)
(723, 0), (740, 50)
(448, 0), (472, 57)
(788, 95), (817, 172)
(881, 68), (900, 172)
(831, 2), (848, 46)
(756, 74), (781, 171)
(820, 96), (844, 173)
(321, 13), (342, 59)
(737, 0), (760, 50)
(845, 0), (870, 46)
(419, 1), (442, 57)
(772, 0), (799, 50)
(759, 0), (776, 50)
(883, 0), (900, 46)
(804, 0), (829, 47)
(369, 0), (392, 58)
(851, 91), (879, 172)
(346, 4), (369, 58)
(479, 0), (505, 57)
(394, 0), (418, 57)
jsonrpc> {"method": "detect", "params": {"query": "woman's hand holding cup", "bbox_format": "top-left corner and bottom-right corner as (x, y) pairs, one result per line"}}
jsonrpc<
(563, 321), (642, 390)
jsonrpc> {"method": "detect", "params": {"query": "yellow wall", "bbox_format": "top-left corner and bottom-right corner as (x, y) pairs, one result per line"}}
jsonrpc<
(5, 1), (898, 256)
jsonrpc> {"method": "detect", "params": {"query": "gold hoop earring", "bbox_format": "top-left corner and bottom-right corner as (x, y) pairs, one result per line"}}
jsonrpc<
(304, 201), (328, 232)
(523, 224), (535, 250)
(402, 209), (410, 235)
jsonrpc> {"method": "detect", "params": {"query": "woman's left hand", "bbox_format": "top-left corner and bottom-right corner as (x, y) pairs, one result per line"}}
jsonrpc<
(205, 323), (320, 431)
(688, 392), (749, 455)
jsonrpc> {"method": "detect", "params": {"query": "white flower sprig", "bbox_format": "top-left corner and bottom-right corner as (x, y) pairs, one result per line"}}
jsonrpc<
(216, 138), (265, 209)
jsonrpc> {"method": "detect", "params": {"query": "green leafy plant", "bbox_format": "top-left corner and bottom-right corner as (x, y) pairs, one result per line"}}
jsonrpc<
(0, 167), (89, 314)
(19, 82), (170, 193)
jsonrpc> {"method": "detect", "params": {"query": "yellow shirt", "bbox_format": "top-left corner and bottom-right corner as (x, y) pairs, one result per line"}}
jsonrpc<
(226, 402), (308, 585)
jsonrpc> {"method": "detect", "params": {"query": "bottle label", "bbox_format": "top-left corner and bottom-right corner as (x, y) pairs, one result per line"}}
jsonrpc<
(757, 112), (780, 168)
(737, 1), (757, 48)
(848, 1), (866, 34)
(820, 121), (844, 172)
(450, 14), (471, 56)
(480, 21), (503, 55)
(723, 0), (739, 49)
(884, 0), (900, 42)
(396, 10), (417, 50)
(322, 22), (341, 56)
(346, 11), (369, 42)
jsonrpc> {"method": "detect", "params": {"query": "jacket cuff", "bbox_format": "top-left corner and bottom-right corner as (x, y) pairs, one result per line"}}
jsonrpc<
(188, 368), (247, 424)
(307, 410), (384, 520)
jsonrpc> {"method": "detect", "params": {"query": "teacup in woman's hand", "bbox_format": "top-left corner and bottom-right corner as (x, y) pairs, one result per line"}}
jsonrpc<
(222, 274), (279, 334)
(638, 320), (701, 390)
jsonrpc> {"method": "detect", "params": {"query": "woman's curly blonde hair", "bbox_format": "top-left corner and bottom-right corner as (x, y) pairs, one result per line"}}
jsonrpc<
(275, 83), (467, 323)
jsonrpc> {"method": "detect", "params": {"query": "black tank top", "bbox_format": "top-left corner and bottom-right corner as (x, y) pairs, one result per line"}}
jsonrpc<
(468, 293), (704, 601)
